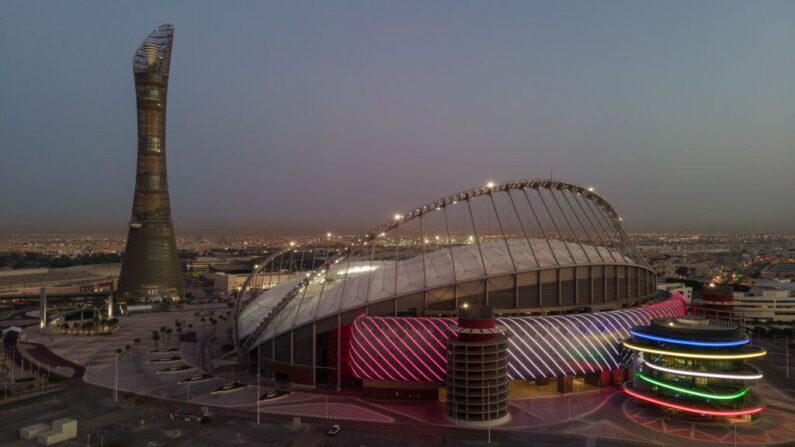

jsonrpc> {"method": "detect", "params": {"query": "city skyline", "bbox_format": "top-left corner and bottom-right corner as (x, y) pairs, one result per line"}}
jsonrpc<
(2, 1), (795, 236)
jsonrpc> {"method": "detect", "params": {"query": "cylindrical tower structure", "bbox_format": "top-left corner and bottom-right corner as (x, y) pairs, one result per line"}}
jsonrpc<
(117, 24), (183, 303)
(624, 316), (766, 423)
(446, 306), (510, 426)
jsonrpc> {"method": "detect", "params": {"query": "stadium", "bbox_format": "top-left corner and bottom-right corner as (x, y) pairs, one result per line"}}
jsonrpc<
(233, 179), (687, 402)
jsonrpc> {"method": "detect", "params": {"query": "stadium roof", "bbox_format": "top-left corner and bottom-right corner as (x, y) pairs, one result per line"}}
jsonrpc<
(235, 178), (649, 353)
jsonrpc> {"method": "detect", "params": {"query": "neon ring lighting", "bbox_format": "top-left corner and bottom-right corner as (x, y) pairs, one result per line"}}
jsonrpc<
(624, 387), (765, 417)
(644, 361), (763, 380)
(629, 330), (749, 347)
(623, 341), (767, 360)
(635, 372), (749, 400)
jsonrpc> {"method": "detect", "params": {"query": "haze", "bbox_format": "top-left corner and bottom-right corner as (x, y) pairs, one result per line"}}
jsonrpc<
(1, 1), (794, 235)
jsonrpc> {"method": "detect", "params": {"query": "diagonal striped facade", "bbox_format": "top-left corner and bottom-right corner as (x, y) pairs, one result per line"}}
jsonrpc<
(351, 293), (687, 382)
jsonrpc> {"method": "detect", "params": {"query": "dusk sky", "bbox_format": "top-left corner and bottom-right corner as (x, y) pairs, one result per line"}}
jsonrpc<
(2, 1), (794, 235)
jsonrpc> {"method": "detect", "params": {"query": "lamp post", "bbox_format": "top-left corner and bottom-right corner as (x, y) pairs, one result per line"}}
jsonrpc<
(257, 344), (261, 425)
(114, 353), (118, 402)
(568, 396), (572, 420)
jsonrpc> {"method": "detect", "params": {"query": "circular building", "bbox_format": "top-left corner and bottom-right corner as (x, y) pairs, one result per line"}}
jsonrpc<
(234, 179), (665, 388)
(446, 305), (510, 425)
(624, 316), (766, 423)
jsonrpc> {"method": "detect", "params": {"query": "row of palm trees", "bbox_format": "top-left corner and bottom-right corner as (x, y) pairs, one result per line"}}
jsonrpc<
(128, 308), (234, 352)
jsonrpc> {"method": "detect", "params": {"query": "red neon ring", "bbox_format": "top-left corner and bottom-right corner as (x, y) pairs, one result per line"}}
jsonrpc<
(624, 387), (765, 417)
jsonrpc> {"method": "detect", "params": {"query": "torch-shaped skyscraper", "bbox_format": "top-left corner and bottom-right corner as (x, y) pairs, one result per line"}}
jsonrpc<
(117, 24), (183, 303)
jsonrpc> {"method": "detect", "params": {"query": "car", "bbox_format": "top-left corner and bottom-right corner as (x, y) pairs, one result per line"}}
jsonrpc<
(266, 391), (278, 399)
(327, 424), (341, 436)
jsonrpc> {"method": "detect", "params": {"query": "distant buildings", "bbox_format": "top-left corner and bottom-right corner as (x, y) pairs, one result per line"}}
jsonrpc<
(761, 262), (795, 280)
(117, 25), (183, 304)
(695, 280), (795, 325)
(0, 264), (119, 297)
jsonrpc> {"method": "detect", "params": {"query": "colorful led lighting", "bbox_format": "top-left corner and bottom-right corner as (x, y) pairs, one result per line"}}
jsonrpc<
(623, 341), (766, 360)
(636, 372), (749, 400)
(644, 361), (763, 380)
(350, 296), (687, 381)
(624, 387), (765, 417)
(630, 330), (749, 347)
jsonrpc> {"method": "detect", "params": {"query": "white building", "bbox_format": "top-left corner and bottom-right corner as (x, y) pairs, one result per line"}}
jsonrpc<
(732, 289), (795, 324)
(657, 282), (693, 304)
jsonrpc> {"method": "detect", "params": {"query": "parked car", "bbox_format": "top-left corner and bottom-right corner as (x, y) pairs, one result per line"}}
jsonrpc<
(327, 424), (341, 436)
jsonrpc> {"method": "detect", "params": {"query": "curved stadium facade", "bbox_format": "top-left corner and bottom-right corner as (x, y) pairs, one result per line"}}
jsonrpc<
(234, 179), (686, 391)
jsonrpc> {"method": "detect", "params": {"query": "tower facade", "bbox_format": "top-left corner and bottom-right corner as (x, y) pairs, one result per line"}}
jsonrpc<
(117, 24), (183, 303)
(446, 306), (510, 426)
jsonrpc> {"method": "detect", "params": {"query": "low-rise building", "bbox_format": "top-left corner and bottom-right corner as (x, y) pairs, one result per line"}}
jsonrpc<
(657, 282), (693, 304)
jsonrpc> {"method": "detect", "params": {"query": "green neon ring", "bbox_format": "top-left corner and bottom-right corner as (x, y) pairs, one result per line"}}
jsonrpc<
(636, 372), (749, 400)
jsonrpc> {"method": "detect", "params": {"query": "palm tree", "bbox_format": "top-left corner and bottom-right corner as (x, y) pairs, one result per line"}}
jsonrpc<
(152, 331), (160, 349)
(134, 338), (141, 353)
(165, 328), (173, 344)
(200, 317), (206, 329)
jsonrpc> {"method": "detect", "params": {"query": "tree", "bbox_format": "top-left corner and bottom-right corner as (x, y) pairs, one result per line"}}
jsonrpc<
(134, 338), (141, 353)
(200, 317), (206, 329)
(152, 331), (160, 349)
(165, 328), (173, 343)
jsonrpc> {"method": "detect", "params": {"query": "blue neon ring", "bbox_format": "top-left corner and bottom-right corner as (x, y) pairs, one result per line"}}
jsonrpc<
(629, 330), (749, 347)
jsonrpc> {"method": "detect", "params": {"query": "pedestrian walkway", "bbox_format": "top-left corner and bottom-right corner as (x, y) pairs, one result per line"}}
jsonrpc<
(622, 396), (795, 445)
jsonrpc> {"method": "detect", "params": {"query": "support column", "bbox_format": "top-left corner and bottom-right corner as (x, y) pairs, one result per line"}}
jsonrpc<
(557, 375), (574, 394)
(107, 294), (114, 319)
(612, 367), (628, 386)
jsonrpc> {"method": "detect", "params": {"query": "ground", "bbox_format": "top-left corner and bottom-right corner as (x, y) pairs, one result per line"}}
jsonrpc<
(4, 306), (795, 447)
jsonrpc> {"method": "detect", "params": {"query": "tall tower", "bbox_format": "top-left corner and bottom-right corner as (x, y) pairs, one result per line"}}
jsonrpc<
(117, 24), (183, 303)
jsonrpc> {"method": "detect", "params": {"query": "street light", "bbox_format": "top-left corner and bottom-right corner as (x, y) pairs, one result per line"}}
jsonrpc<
(114, 353), (119, 402)
(257, 344), (261, 425)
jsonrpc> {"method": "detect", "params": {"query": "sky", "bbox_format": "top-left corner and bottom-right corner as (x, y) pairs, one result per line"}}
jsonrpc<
(1, 1), (794, 235)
